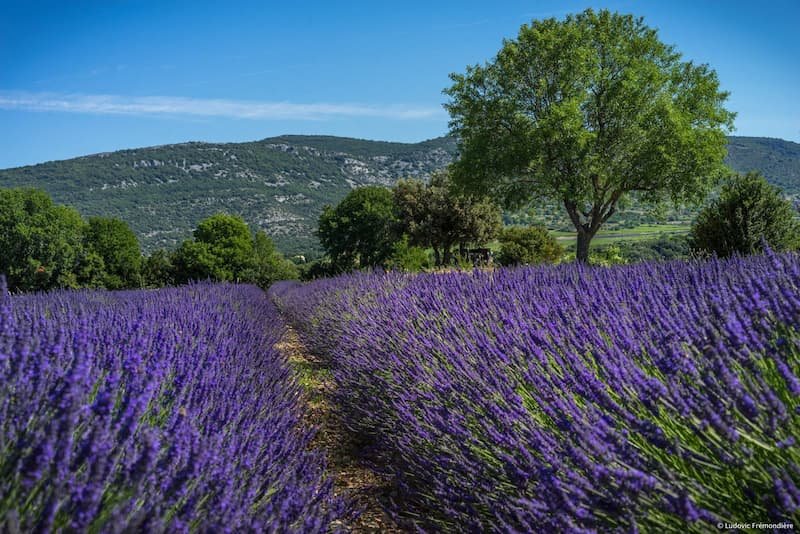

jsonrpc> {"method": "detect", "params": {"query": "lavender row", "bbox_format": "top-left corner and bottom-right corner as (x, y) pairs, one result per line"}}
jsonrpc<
(272, 253), (800, 532)
(0, 281), (342, 532)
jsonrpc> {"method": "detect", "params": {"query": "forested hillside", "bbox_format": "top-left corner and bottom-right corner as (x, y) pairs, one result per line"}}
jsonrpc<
(725, 136), (800, 195)
(0, 136), (456, 256)
(0, 135), (795, 255)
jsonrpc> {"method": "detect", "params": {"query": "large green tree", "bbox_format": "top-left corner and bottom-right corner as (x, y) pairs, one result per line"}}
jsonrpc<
(317, 186), (399, 271)
(0, 188), (86, 291)
(394, 172), (502, 266)
(690, 172), (800, 257)
(445, 9), (735, 262)
(83, 216), (142, 289)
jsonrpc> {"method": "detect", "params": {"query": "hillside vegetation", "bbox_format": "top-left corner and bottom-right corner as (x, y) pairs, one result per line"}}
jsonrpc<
(0, 136), (455, 256)
(0, 135), (796, 255)
(726, 137), (800, 195)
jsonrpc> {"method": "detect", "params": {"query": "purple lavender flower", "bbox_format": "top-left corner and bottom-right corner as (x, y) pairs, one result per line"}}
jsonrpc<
(273, 252), (800, 531)
(1, 279), (342, 531)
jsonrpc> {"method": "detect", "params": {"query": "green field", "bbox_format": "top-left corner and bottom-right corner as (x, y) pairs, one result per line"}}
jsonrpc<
(552, 223), (690, 248)
(476, 223), (690, 260)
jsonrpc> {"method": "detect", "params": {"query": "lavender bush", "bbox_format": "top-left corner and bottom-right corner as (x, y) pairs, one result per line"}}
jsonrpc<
(273, 252), (800, 532)
(0, 280), (341, 532)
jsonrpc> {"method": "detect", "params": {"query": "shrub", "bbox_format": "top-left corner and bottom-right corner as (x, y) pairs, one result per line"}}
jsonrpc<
(690, 171), (800, 257)
(385, 237), (432, 272)
(496, 225), (562, 266)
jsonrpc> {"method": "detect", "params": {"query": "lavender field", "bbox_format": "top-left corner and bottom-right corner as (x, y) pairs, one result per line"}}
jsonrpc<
(273, 252), (800, 532)
(2, 253), (799, 532)
(0, 282), (341, 532)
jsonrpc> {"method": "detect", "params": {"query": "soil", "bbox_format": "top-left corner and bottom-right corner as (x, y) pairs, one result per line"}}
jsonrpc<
(276, 326), (404, 533)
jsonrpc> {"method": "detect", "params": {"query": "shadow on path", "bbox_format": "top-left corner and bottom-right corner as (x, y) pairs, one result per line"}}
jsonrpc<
(276, 326), (404, 533)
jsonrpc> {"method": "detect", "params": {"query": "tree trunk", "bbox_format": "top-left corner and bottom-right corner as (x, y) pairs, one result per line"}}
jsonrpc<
(433, 247), (441, 267)
(576, 231), (592, 263)
(443, 247), (453, 266)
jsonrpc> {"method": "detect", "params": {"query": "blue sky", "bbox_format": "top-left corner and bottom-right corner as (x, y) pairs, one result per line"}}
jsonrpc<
(1, 0), (798, 168)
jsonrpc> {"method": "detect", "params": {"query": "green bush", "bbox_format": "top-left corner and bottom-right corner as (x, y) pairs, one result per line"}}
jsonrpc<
(496, 226), (563, 266)
(589, 245), (627, 267)
(690, 172), (800, 257)
(242, 231), (300, 287)
(84, 216), (142, 289)
(385, 237), (432, 272)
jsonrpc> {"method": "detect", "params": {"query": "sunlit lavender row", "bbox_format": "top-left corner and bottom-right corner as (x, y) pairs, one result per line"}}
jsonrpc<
(0, 281), (340, 532)
(272, 252), (800, 532)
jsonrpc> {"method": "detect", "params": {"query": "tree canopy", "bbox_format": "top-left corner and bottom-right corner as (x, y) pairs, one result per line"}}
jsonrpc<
(690, 172), (800, 257)
(394, 172), (501, 266)
(173, 213), (255, 282)
(142, 249), (176, 288)
(445, 8), (735, 261)
(84, 216), (142, 289)
(172, 213), (298, 287)
(317, 186), (399, 271)
(0, 188), (86, 292)
(0, 188), (297, 292)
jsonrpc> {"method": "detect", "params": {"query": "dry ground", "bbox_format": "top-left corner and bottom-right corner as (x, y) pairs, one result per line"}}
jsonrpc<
(275, 326), (404, 533)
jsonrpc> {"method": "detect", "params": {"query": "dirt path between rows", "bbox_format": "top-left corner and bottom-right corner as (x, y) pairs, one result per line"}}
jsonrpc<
(275, 325), (403, 533)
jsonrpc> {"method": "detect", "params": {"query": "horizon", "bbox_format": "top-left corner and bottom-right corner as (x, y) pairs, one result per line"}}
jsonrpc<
(2, 0), (799, 168)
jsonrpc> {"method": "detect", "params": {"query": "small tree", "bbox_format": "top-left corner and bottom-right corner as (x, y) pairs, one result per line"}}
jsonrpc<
(142, 249), (176, 287)
(394, 172), (502, 266)
(173, 213), (255, 282)
(497, 226), (563, 266)
(317, 186), (399, 271)
(84, 216), (142, 289)
(173, 214), (299, 287)
(690, 172), (800, 257)
(242, 231), (299, 288)
(445, 8), (734, 262)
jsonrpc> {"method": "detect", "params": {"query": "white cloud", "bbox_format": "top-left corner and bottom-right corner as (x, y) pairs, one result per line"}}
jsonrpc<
(0, 91), (443, 121)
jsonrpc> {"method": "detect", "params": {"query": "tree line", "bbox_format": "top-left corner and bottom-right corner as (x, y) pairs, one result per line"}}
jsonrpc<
(2, 169), (796, 293)
(312, 171), (564, 276)
(0, 187), (298, 293)
(311, 170), (798, 276)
